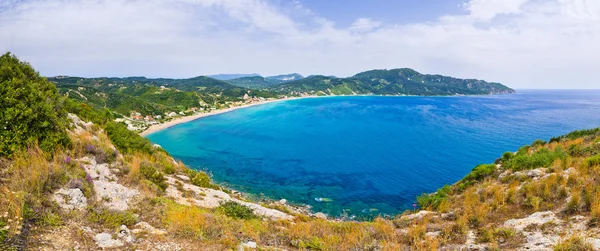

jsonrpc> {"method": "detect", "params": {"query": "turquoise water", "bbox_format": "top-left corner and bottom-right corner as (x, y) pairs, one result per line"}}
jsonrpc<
(147, 90), (600, 218)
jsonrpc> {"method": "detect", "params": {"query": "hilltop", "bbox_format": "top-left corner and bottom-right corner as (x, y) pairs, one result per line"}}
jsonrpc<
(6, 53), (598, 250)
(268, 68), (515, 96)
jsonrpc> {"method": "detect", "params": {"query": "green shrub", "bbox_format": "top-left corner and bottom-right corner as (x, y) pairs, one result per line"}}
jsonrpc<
(550, 128), (600, 143)
(189, 170), (218, 189)
(464, 164), (496, 182)
(88, 208), (138, 228)
(216, 201), (257, 220)
(41, 212), (63, 227)
(502, 152), (514, 162)
(295, 237), (324, 250)
(140, 163), (168, 191)
(0, 218), (7, 243)
(417, 185), (451, 210)
(0, 52), (71, 157)
(163, 163), (175, 174)
(105, 121), (153, 154)
(531, 139), (547, 147)
(505, 147), (567, 171)
(586, 155), (600, 167)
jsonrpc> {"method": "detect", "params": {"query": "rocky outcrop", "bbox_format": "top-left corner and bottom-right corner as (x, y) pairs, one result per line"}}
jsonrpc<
(53, 188), (87, 211)
(78, 156), (139, 211)
(131, 222), (167, 236)
(504, 211), (561, 231)
(94, 232), (124, 248)
(165, 176), (293, 221)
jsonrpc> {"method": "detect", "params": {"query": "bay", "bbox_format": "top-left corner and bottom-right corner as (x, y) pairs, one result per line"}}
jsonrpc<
(147, 90), (600, 218)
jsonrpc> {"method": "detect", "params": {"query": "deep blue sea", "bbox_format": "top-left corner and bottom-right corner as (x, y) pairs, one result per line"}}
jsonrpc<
(147, 90), (600, 218)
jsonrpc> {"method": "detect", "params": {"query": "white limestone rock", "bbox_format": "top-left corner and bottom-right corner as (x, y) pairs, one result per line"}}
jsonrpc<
(53, 188), (87, 211)
(94, 233), (124, 248)
(93, 180), (139, 211)
(504, 211), (562, 231)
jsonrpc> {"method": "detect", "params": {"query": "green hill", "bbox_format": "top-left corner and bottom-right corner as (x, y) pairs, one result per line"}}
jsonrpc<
(270, 68), (515, 96)
(226, 76), (284, 89)
(49, 76), (276, 117)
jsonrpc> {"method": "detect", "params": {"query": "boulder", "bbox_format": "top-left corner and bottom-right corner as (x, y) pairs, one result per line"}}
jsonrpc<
(94, 233), (124, 248)
(53, 188), (87, 211)
(238, 241), (257, 250)
(132, 222), (167, 236)
(93, 180), (139, 211)
(504, 211), (561, 231)
(314, 212), (327, 219)
(118, 225), (135, 243)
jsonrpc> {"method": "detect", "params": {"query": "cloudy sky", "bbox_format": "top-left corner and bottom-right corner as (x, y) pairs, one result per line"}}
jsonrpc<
(1, 0), (599, 89)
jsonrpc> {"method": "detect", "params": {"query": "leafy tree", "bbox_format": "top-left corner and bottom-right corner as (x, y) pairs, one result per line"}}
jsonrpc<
(0, 52), (70, 157)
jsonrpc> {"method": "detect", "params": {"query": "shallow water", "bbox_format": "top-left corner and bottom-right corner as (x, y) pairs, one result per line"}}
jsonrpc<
(147, 90), (600, 218)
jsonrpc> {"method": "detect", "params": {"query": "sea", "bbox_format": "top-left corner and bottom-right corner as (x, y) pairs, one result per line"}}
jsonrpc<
(147, 90), (600, 218)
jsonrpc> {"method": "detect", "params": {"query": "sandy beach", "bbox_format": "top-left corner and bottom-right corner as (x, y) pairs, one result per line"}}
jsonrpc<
(139, 97), (308, 137)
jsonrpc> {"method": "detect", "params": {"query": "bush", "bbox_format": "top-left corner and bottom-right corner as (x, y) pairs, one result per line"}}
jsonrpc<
(41, 212), (63, 227)
(550, 128), (599, 143)
(464, 164), (496, 182)
(0, 218), (7, 243)
(0, 52), (71, 157)
(531, 139), (546, 147)
(105, 121), (153, 154)
(586, 155), (600, 167)
(216, 201), (257, 220)
(189, 170), (218, 189)
(502, 152), (514, 162)
(417, 185), (451, 210)
(505, 147), (567, 171)
(140, 163), (168, 191)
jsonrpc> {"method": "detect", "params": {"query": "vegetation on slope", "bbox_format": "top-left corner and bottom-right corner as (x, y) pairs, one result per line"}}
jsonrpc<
(50, 76), (276, 117)
(226, 76), (285, 89)
(268, 68), (515, 96)
(415, 128), (600, 249)
(0, 53), (71, 157)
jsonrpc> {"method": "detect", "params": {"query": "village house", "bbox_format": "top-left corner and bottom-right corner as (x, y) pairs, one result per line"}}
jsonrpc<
(130, 111), (143, 120)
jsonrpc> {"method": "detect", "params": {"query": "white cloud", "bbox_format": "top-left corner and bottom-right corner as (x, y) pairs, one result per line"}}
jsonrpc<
(349, 18), (382, 32)
(0, 0), (599, 88)
(464, 0), (529, 20)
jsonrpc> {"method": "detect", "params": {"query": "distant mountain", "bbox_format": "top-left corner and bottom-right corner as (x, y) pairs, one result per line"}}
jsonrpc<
(208, 73), (261, 81)
(227, 73), (304, 89)
(269, 68), (515, 96)
(226, 76), (283, 89)
(266, 73), (304, 82)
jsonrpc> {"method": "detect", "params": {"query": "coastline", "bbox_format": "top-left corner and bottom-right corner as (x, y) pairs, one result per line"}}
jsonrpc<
(140, 96), (310, 137)
(139, 92), (515, 137)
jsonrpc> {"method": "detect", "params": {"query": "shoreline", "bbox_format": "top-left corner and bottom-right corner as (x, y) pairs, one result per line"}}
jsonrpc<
(140, 96), (312, 136)
(139, 92), (515, 137)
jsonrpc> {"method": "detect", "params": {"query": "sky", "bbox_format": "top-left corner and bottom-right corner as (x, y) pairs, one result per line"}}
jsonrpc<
(0, 0), (599, 89)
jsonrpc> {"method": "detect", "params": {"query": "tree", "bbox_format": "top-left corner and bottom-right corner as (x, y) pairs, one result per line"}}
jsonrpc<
(0, 52), (70, 157)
